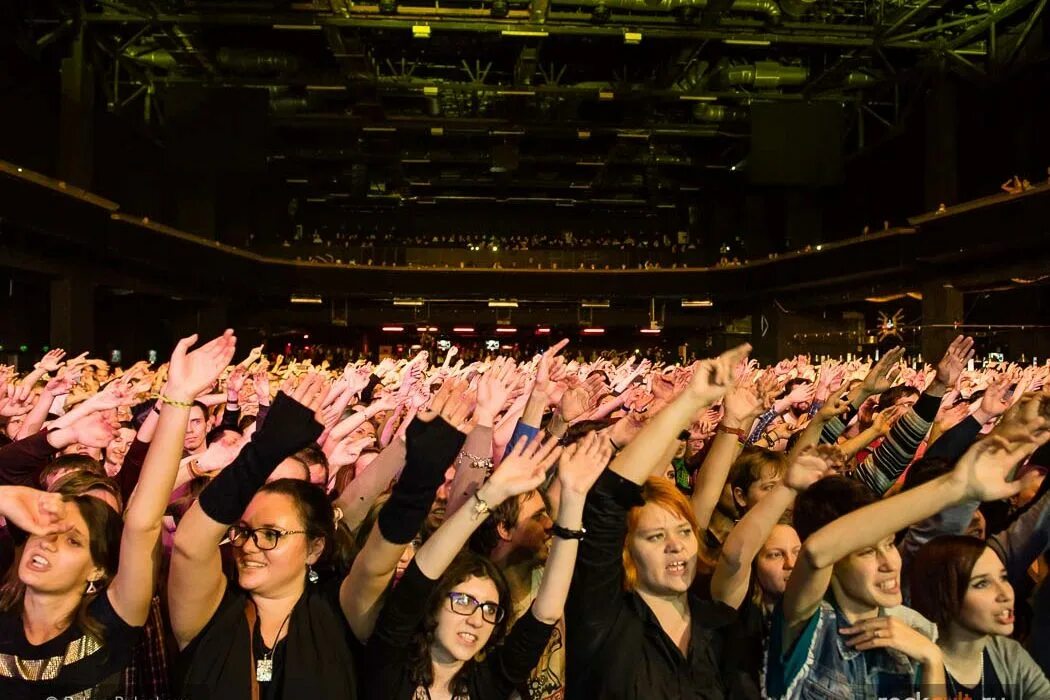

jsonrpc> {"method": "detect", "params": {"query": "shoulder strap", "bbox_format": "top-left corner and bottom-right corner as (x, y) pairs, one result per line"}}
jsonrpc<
(244, 600), (261, 700)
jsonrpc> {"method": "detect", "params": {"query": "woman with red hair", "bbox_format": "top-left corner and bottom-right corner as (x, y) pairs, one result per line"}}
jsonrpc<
(565, 345), (752, 700)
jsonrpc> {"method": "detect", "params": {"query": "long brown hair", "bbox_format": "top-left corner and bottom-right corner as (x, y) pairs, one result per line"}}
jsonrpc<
(0, 495), (122, 644)
(409, 551), (511, 696)
(909, 535), (988, 629)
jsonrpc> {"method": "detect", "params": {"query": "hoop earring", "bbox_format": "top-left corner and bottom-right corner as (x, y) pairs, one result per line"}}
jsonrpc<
(307, 564), (319, 584)
(86, 580), (97, 594)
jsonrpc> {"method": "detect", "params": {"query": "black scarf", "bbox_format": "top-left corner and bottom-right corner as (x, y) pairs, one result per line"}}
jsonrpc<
(180, 582), (357, 700)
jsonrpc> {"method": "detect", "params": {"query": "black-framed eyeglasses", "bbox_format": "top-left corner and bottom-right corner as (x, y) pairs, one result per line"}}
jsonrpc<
(447, 592), (505, 624)
(226, 525), (307, 551)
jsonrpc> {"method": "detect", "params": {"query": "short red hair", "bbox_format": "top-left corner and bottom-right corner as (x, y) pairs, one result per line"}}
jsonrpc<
(622, 477), (701, 591)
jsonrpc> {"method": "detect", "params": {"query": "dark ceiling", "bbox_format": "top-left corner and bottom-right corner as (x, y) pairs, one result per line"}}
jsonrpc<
(7, 0), (1049, 220)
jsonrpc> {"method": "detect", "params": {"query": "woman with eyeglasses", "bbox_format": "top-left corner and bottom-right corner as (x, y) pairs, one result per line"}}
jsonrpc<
(363, 431), (611, 700)
(167, 374), (360, 699)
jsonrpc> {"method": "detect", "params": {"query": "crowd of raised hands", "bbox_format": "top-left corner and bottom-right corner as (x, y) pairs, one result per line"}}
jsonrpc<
(1, 332), (1050, 700)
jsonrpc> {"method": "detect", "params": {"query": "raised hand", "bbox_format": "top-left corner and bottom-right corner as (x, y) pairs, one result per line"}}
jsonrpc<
(977, 373), (1012, 419)
(253, 369), (272, 404)
(559, 386), (591, 423)
(482, 433), (562, 504)
(859, 347), (905, 397)
(226, 366), (247, 397)
(35, 348), (67, 374)
(165, 330), (238, 403)
(0, 383), (35, 417)
(687, 344), (752, 406)
(418, 378), (473, 430)
(817, 396), (851, 423)
(0, 486), (72, 537)
(535, 339), (570, 397)
(934, 335), (975, 390)
(286, 372), (332, 424)
(557, 431), (613, 497)
(722, 383), (763, 429)
(951, 430), (1050, 502)
(476, 358), (516, 422)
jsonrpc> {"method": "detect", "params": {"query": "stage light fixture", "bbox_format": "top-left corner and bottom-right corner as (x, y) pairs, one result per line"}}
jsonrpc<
(393, 298), (425, 307)
(488, 300), (519, 308)
(681, 299), (714, 308)
(382, 326), (404, 332)
(582, 328), (606, 335)
(453, 327), (475, 333)
(290, 295), (323, 305)
(581, 300), (610, 309)
(495, 327), (517, 334)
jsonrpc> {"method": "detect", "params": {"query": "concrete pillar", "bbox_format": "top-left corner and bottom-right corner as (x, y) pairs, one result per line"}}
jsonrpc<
(58, 30), (95, 189)
(924, 77), (958, 210)
(50, 276), (95, 352)
(920, 281), (963, 362)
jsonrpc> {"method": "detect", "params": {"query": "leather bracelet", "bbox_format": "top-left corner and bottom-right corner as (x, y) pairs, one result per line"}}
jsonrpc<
(716, 424), (747, 439)
(157, 394), (194, 409)
(551, 524), (586, 541)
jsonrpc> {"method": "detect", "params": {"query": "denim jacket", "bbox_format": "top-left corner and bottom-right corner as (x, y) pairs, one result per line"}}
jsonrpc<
(764, 600), (932, 700)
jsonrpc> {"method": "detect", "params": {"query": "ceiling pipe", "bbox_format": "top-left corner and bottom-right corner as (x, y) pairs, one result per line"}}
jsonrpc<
(725, 61), (807, 87)
(216, 48), (300, 75)
(548, 0), (781, 23)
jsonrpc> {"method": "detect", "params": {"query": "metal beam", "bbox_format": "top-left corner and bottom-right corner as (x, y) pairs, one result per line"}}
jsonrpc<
(82, 12), (938, 49)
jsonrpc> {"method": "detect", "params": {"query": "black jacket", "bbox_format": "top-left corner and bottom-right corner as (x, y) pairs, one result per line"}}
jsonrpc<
(565, 469), (746, 699)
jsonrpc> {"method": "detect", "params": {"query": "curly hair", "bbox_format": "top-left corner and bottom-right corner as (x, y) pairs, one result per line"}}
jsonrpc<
(408, 551), (510, 695)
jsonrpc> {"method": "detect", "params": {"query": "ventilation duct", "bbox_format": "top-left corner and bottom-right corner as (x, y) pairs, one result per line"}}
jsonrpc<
(127, 49), (177, 70)
(692, 103), (747, 122)
(725, 61), (807, 88)
(777, 0), (816, 18)
(549, 0), (781, 23)
(216, 48), (300, 75)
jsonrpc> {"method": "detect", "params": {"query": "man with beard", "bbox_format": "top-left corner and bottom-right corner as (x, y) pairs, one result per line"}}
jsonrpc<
(748, 378), (818, 450)
(469, 487), (564, 700)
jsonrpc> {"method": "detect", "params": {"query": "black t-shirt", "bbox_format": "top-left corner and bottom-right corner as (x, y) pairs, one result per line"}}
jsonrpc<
(945, 649), (1006, 700)
(251, 616), (288, 700)
(0, 592), (140, 700)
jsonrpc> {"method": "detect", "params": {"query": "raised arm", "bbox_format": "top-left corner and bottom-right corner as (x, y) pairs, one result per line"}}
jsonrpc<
(784, 425), (1046, 643)
(341, 379), (470, 642)
(370, 432), (560, 655)
(819, 347), (904, 445)
(168, 376), (327, 648)
(109, 331), (235, 626)
(612, 345), (750, 486)
(711, 448), (829, 609)
(852, 336), (973, 495)
(531, 432), (611, 623)
(691, 375), (762, 530)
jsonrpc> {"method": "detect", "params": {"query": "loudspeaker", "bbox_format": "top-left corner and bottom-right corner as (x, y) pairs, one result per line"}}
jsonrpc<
(749, 102), (843, 186)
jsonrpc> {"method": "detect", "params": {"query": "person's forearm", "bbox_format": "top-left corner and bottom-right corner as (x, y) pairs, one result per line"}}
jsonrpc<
(520, 390), (548, 428)
(788, 417), (828, 461)
(583, 392), (627, 422)
(712, 483), (795, 608)
(805, 472), (965, 569)
(20, 368), (48, 388)
(532, 490), (584, 624)
(17, 391), (56, 440)
(379, 407), (403, 448)
(838, 425), (882, 460)
(414, 481), (493, 579)
(124, 400), (190, 533)
(445, 425), (495, 516)
(925, 415), (983, 462)
(853, 392), (940, 496)
(335, 439), (407, 531)
(918, 657), (945, 700)
(328, 407), (374, 444)
(612, 386), (708, 486)
(691, 431), (744, 530)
